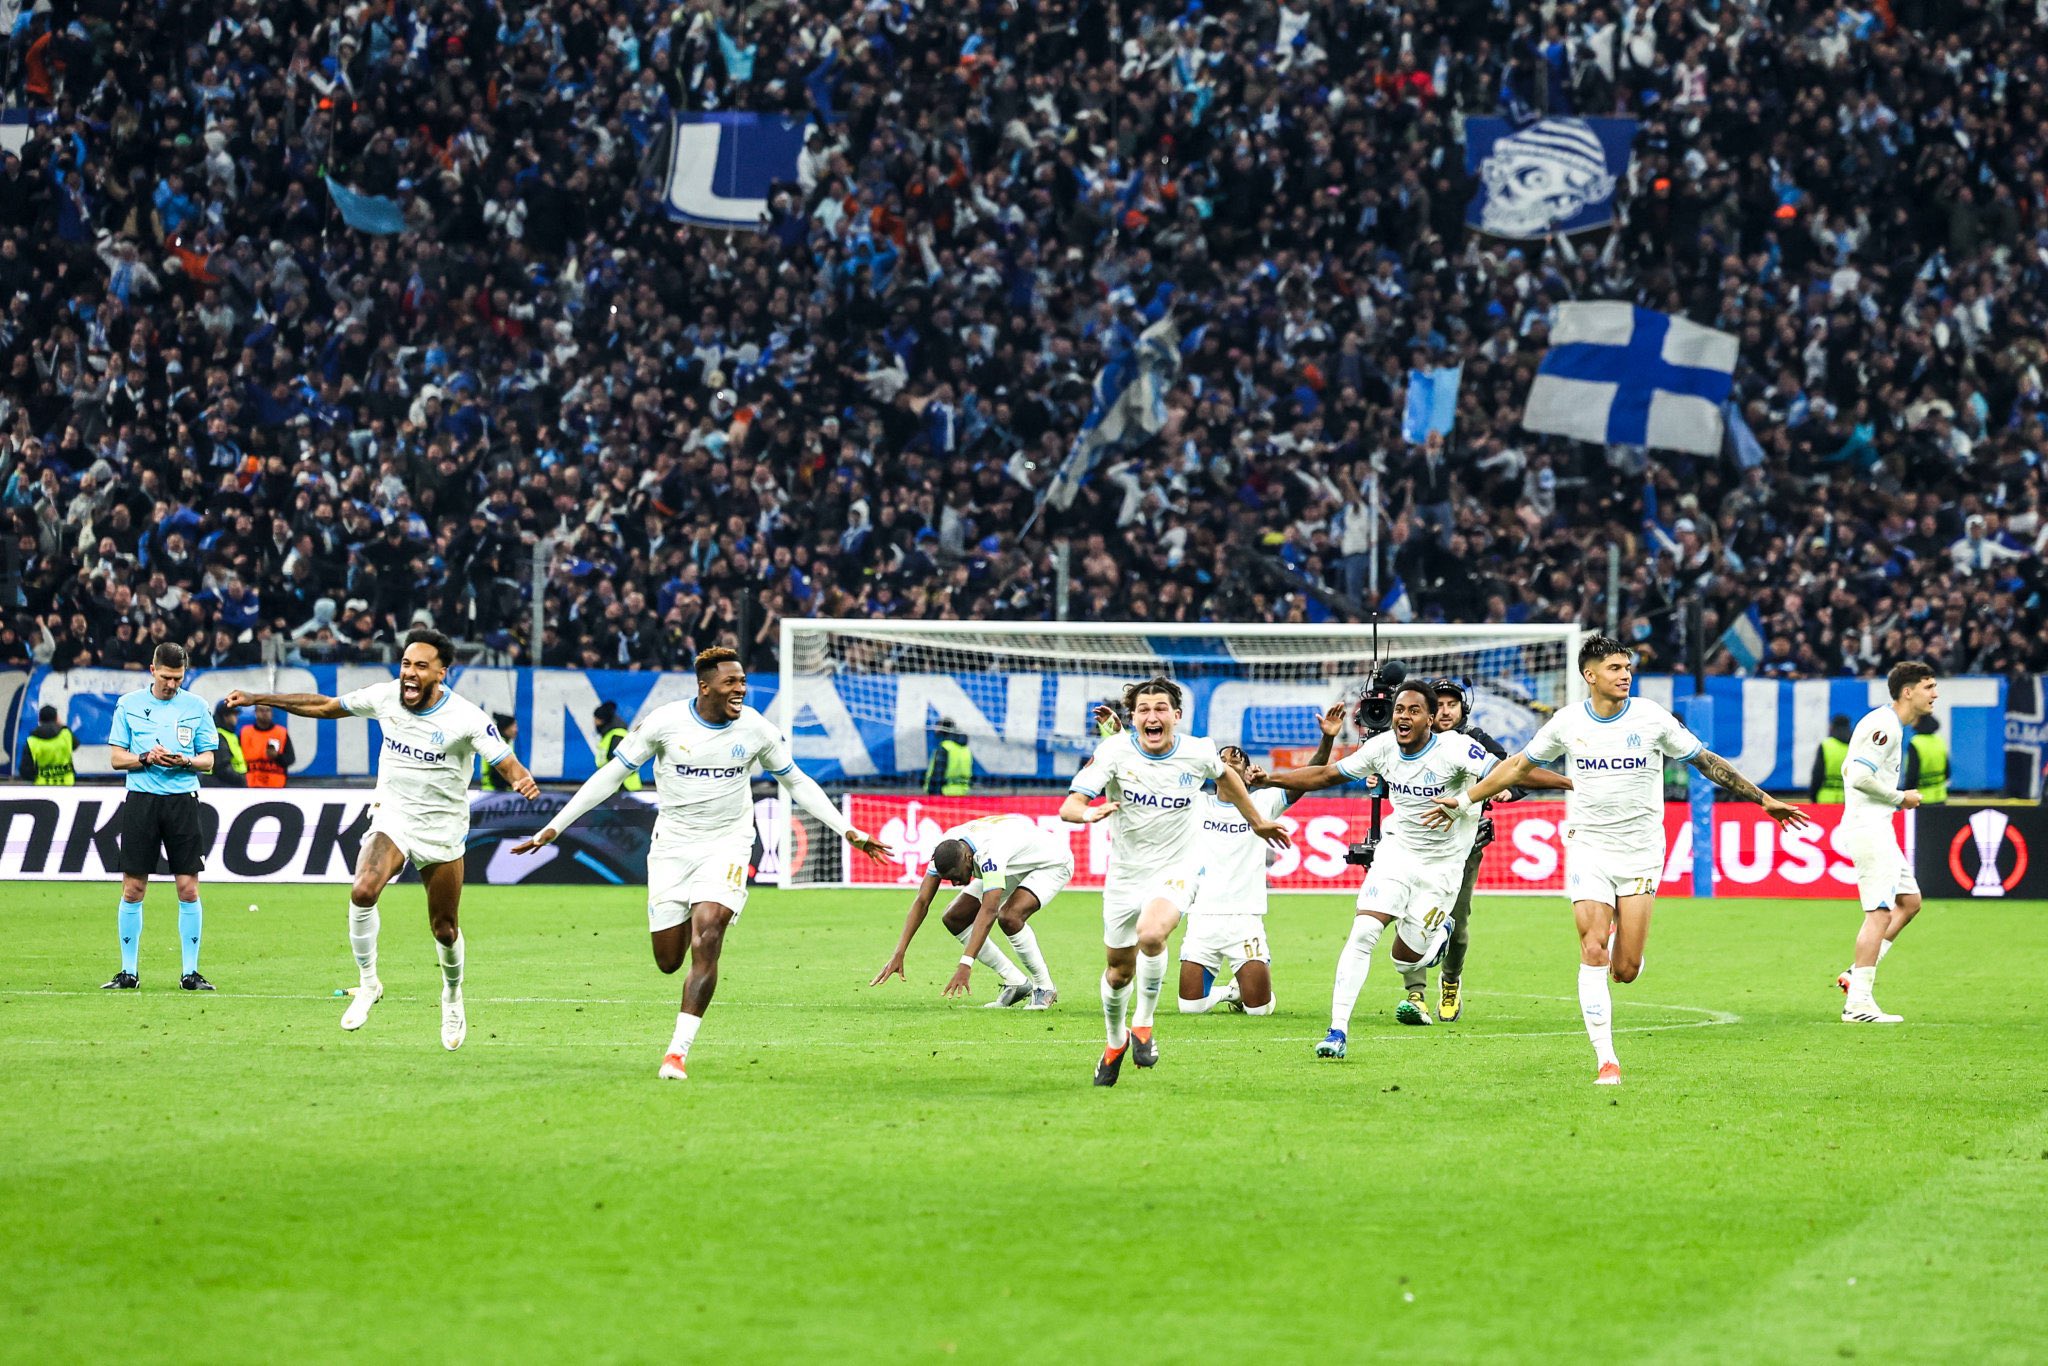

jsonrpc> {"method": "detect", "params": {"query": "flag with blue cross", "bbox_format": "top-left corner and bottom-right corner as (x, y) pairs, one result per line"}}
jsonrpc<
(1522, 303), (1738, 455)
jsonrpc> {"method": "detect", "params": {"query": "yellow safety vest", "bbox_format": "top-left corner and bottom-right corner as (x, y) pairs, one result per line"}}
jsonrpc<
(1910, 733), (1948, 804)
(926, 738), (972, 795)
(26, 728), (75, 785)
(218, 725), (248, 775)
(1816, 736), (1848, 803)
(601, 725), (642, 790)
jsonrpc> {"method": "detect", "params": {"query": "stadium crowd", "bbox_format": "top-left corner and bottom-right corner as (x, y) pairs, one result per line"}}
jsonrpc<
(3, 0), (2048, 683)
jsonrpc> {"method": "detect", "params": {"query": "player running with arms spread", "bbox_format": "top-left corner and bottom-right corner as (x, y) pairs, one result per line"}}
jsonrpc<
(1252, 681), (1493, 1058)
(1061, 677), (1290, 1086)
(224, 628), (540, 1049)
(1427, 635), (1809, 1084)
(870, 813), (1067, 1008)
(1833, 661), (1938, 1023)
(514, 647), (891, 1080)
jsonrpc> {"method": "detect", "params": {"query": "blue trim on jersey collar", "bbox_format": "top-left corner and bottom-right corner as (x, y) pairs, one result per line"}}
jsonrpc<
(1583, 698), (1632, 724)
(411, 687), (449, 717)
(689, 699), (737, 730)
(1129, 732), (1181, 760)
(1396, 732), (1438, 761)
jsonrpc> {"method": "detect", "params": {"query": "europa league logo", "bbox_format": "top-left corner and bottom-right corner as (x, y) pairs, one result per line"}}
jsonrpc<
(1948, 810), (2029, 897)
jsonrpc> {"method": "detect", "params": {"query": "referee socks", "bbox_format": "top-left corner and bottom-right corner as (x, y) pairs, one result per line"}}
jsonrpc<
(178, 900), (203, 976)
(118, 900), (143, 976)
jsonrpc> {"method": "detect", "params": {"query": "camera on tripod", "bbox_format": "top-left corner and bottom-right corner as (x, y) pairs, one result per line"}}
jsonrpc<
(1343, 657), (1409, 870)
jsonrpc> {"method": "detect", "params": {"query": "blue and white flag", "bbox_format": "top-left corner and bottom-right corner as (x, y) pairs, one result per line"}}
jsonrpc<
(1713, 605), (1766, 674)
(1039, 306), (1187, 516)
(1401, 364), (1462, 445)
(0, 106), (53, 158)
(1726, 397), (1767, 471)
(324, 176), (407, 235)
(1523, 303), (1737, 455)
(1464, 116), (1635, 239)
(1380, 576), (1416, 624)
(661, 113), (808, 230)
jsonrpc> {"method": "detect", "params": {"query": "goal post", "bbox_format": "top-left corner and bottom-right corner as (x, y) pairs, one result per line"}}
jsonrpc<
(773, 620), (1584, 892)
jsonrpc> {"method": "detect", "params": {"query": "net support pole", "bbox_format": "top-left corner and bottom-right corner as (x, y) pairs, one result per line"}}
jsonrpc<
(1606, 544), (1621, 638)
(530, 534), (557, 663)
(1678, 598), (1715, 898)
(1054, 539), (1072, 622)
(779, 613), (797, 889)
(1366, 471), (1381, 601)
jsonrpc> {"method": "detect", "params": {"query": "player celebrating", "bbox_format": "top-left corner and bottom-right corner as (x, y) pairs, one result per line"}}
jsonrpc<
(1251, 682), (1492, 1058)
(1834, 661), (1938, 1023)
(870, 813), (1067, 1008)
(1394, 679), (1573, 1025)
(1429, 635), (1809, 1084)
(1060, 677), (1290, 1087)
(224, 628), (539, 1049)
(103, 644), (219, 991)
(513, 647), (891, 1080)
(1175, 705), (1343, 1015)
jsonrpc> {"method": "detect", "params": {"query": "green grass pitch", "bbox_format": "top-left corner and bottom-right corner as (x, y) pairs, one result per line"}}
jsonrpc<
(4, 882), (2047, 1364)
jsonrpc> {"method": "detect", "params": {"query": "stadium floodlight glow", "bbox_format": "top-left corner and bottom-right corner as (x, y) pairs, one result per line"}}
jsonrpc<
(774, 620), (1585, 889)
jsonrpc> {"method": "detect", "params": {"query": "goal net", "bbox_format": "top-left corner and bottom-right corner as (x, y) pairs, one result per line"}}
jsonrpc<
(773, 622), (1583, 895)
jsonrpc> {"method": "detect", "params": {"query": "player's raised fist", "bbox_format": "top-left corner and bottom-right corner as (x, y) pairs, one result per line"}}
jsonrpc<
(221, 690), (254, 710)
(510, 773), (542, 800)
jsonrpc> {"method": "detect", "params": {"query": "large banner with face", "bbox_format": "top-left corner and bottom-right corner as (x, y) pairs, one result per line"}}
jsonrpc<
(1464, 116), (1635, 239)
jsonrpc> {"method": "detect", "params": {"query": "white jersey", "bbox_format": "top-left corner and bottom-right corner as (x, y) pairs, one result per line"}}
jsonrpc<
(341, 680), (510, 824)
(1526, 696), (1699, 861)
(1841, 704), (1908, 832)
(613, 701), (792, 841)
(945, 814), (1070, 888)
(1193, 788), (1290, 916)
(1336, 729), (1494, 864)
(1070, 732), (1226, 878)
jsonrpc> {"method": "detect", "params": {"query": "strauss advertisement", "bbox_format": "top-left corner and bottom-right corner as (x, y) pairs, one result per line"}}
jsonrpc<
(843, 796), (1900, 900)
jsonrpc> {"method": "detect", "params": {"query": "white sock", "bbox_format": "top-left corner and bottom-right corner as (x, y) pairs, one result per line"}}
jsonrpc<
(667, 1011), (702, 1060)
(1847, 964), (1877, 1004)
(1131, 950), (1168, 1028)
(1100, 971), (1132, 1048)
(348, 900), (380, 985)
(436, 932), (464, 1000)
(1331, 917), (1385, 1034)
(1579, 963), (1617, 1067)
(953, 927), (1027, 989)
(1877, 938), (1893, 962)
(1245, 998), (1275, 1015)
(1178, 980), (1221, 1014)
(1004, 924), (1054, 990)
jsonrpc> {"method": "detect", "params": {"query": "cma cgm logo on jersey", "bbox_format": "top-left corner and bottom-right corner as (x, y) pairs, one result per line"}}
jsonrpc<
(1576, 754), (1653, 772)
(1948, 810), (2029, 897)
(1126, 790), (1193, 811)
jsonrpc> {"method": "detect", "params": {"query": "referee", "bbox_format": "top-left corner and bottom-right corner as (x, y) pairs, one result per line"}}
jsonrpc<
(102, 644), (219, 991)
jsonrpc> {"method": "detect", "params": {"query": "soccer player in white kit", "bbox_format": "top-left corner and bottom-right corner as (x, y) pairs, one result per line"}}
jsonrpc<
(224, 628), (540, 1050)
(1253, 683), (1493, 1057)
(1834, 661), (1937, 1023)
(869, 813), (1068, 1008)
(1175, 705), (1343, 1014)
(514, 647), (891, 1080)
(1433, 635), (1809, 1083)
(1059, 677), (1290, 1087)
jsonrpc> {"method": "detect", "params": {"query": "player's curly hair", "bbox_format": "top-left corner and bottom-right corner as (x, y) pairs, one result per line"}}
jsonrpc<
(1887, 660), (1935, 698)
(1122, 676), (1184, 712)
(695, 645), (742, 677)
(405, 627), (455, 667)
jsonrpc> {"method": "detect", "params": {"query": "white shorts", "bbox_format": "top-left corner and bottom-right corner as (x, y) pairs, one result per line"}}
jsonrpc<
(1101, 861), (1200, 950)
(647, 831), (753, 931)
(964, 857), (1074, 912)
(369, 804), (468, 869)
(1841, 824), (1919, 911)
(1179, 911), (1270, 973)
(1357, 850), (1459, 963)
(1563, 843), (1662, 908)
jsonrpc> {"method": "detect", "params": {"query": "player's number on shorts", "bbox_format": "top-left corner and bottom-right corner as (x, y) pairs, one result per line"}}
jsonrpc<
(1422, 907), (1447, 931)
(727, 862), (745, 889)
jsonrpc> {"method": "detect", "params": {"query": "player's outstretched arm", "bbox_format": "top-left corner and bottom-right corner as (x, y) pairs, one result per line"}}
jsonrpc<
(220, 689), (349, 720)
(1847, 761), (1921, 811)
(778, 763), (892, 863)
(1219, 765), (1291, 848)
(943, 889), (1006, 998)
(872, 871), (944, 986)
(1058, 791), (1120, 824)
(489, 752), (542, 800)
(1251, 762), (1348, 795)
(1688, 748), (1814, 828)
(1424, 751), (1534, 827)
(511, 757), (629, 852)
(1517, 767), (1573, 792)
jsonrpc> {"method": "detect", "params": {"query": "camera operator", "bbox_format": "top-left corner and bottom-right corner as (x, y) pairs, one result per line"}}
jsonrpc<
(1397, 680), (1572, 1023)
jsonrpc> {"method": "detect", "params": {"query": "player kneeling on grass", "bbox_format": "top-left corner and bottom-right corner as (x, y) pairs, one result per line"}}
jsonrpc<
(1062, 678), (1290, 1087)
(871, 814), (1067, 1008)
(1175, 705), (1342, 1015)
(224, 628), (540, 1051)
(513, 647), (891, 1081)
(1253, 682), (1490, 1059)
(1834, 661), (1938, 1024)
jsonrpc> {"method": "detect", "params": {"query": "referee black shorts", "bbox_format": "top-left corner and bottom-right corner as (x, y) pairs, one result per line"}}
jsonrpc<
(119, 791), (207, 878)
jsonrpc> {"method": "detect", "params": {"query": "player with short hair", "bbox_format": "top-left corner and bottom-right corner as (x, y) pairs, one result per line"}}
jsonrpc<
(1059, 676), (1290, 1087)
(1252, 681), (1493, 1058)
(1834, 660), (1938, 1023)
(1429, 635), (1809, 1084)
(870, 813), (1067, 1008)
(224, 628), (540, 1049)
(1394, 679), (1573, 1025)
(514, 647), (892, 1080)
(1175, 704), (1344, 1015)
(103, 643), (219, 991)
